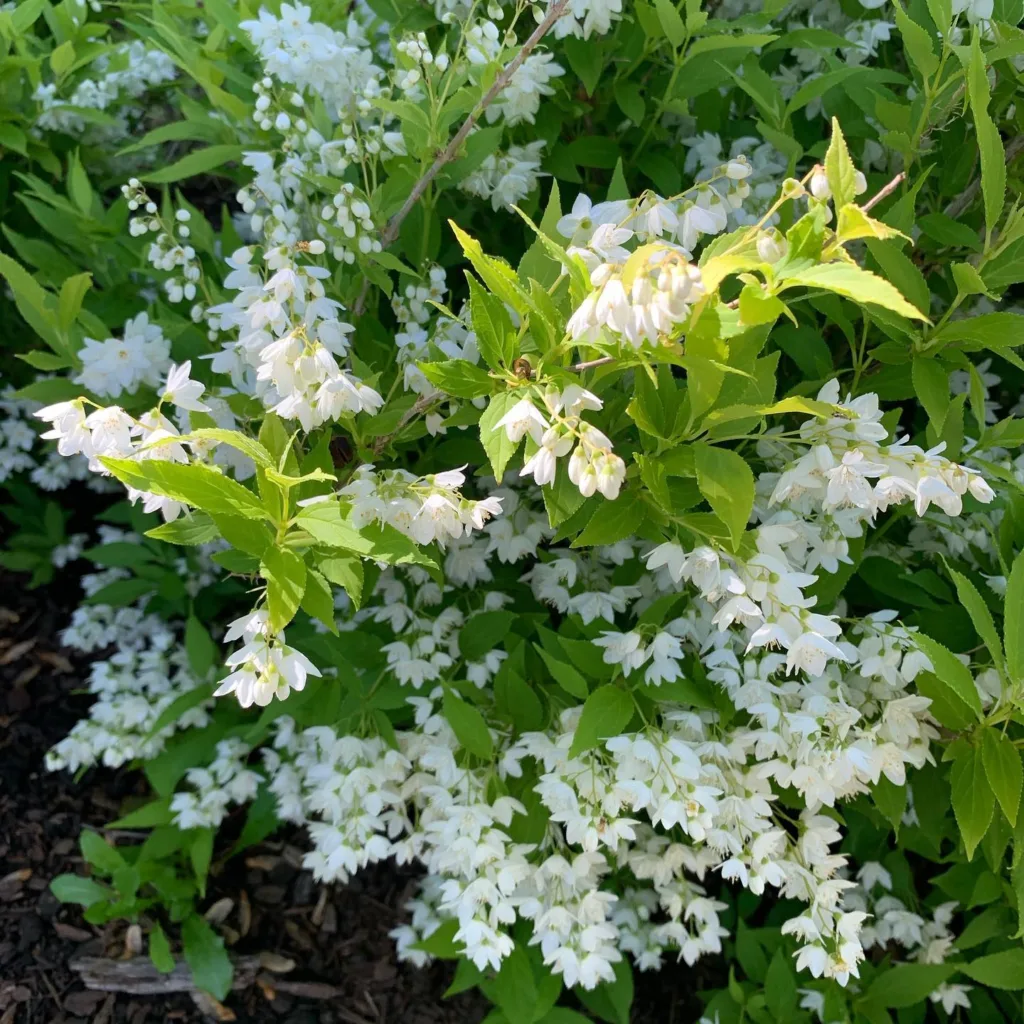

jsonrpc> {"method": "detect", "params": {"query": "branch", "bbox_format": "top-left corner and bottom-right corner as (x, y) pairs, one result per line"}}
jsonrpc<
(861, 171), (906, 213)
(944, 134), (1024, 220)
(353, 0), (571, 315)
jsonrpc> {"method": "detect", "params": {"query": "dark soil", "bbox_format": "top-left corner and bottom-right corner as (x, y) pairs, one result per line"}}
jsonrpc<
(0, 573), (698, 1024)
(0, 575), (489, 1024)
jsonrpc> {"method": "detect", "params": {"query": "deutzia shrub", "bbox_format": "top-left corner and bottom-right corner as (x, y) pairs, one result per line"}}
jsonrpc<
(3, 0), (1024, 1019)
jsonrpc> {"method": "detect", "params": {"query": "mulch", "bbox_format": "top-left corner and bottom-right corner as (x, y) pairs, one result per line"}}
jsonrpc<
(0, 574), (695, 1024)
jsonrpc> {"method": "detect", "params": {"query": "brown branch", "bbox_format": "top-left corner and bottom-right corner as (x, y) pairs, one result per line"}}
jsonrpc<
(352, 0), (571, 316)
(944, 134), (1024, 220)
(861, 171), (906, 213)
(71, 955), (263, 996)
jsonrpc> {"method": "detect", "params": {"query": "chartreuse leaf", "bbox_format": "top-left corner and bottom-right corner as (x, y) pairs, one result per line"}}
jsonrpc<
(950, 745), (995, 859)
(965, 33), (1006, 240)
(893, 1), (938, 79)
(261, 546), (306, 632)
(824, 117), (857, 210)
(693, 443), (754, 550)
(779, 263), (928, 321)
(449, 221), (532, 315)
(100, 458), (268, 520)
(182, 914), (233, 1000)
(569, 686), (633, 757)
(468, 273), (515, 372)
(301, 568), (338, 634)
(443, 689), (494, 759)
(981, 730), (1022, 827)
(418, 359), (493, 399)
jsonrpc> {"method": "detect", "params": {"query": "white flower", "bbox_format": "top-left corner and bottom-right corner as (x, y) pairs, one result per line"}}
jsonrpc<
(162, 360), (210, 411)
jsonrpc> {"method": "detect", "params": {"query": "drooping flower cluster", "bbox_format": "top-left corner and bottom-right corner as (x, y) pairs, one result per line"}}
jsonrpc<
(340, 465), (503, 547)
(495, 385), (627, 499)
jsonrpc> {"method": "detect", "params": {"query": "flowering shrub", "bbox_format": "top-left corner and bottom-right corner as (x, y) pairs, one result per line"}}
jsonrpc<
(3, 0), (1024, 1019)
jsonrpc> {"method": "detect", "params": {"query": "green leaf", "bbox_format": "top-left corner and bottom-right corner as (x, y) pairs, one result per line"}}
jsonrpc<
(950, 745), (995, 859)
(210, 514), (272, 559)
(50, 874), (109, 907)
(572, 492), (645, 547)
(100, 458), (267, 520)
(468, 274), (515, 372)
(913, 634), (982, 720)
(912, 357), (950, 430)
(867, 963), (956, 1007)
(460, 611), (514, 662)
(738, 283), (786, 327)
(142, 145), (243, 185)
(779, 262), (928, 321)
(893, 1), (938, 79)
(654, 0), (686, 46)
(185, 617), (217, 678)
(146, 514), (219, 546)
(419, 359), (493, 399)
(57, 272), (92, 333)
(965, 33), (1006, 239)
(569, 685), (633, 758)
(479, 392), (522, 482)
(981, 729), (1022, 827)
(874, 774), (908, 833)
(824, 117), (857, 210)
(866, 239), (930, 314)
(1006, 549), (1024, 681)
(764, 950), (797, 1020)
(149, 924), (175, 974)
(261, 546), (307, 632)
(301, 568), (338, 634)
(943, 563), (1003, 669)
(80, 831), (125, 875)
(518, 180), (564, 288)
(693, 443), (754, 549)
(961, 948), (1024, 988)
(317, 556), (365, 609)
(449, 222), (532, 315)
(535, 644), (589, 699)
(181, 914), (233, 1000)
(443, 689), (493, 759)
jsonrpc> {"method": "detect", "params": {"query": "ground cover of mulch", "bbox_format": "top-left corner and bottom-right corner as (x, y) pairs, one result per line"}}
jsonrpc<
(0, 574), (696, 1024)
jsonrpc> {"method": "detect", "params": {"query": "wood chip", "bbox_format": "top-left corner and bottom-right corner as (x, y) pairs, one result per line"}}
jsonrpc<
(124, 924), (143, 956)
(38, 651), (74, 673)
(203, 897), (234, 924)
(0, 869), (31, 886)
(258, 952), (295, 974)
(0, 639), (36, 665)
(190, 990), (237, 1021)
(238, 890), (251, 938)
(54, 922), (93, 942)
(259, 975), (342, 1000)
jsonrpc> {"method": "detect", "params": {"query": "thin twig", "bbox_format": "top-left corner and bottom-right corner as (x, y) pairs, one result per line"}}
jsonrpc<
(568, 356), (616, 372)
(370, 393), (439, 455)
(944, 134), (1024, 220)
(352, 0), (571, 316)
(861, 171), (906, 213)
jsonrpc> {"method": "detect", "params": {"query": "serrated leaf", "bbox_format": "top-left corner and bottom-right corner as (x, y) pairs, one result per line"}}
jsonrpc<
(261, 546), (307, 632)
(824, 117), (857, 210)
(950, 745), (995, 859)
(181, 914), (232, 1000)
(981, 729), (1022, 827)
(779, 262), (928, 321)
(693, 443), (754, 550)
(569, 685), (633, 758)
(468, 274), (515, 372)
(914, 634), (982, 720)
(149, 924), (175, 974)
(1006, 550), (1024, 681)
(443, 689), (494, 759)
(419, 358), (493, 399)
